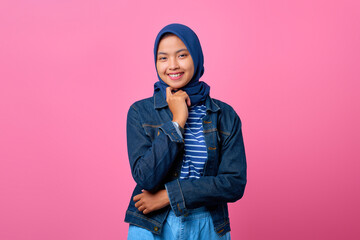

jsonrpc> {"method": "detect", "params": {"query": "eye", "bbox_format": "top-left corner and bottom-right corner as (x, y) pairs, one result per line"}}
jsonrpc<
(158, 56), (167, 61)
(179, 54), (188, 58)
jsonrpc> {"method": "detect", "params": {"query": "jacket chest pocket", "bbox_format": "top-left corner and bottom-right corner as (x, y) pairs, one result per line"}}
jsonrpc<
(142, 124), (162, 142)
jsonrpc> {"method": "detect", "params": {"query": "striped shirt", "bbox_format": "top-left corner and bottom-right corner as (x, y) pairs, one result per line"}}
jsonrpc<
(180, 104), (208, 180)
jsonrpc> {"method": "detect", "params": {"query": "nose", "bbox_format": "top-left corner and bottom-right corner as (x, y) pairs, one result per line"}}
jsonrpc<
(168, 57), (179, 70)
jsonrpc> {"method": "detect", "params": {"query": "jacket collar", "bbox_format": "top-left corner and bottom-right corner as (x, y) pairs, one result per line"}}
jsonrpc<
(153, 91), (220, 112)
(154, 90), (168, 109)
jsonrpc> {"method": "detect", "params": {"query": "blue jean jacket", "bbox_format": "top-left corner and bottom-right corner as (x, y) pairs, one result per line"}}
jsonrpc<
(124, 91), (247, 237)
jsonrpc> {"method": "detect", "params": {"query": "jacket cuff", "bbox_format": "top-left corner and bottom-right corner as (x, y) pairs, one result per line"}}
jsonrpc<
(165, 179), (188, 216)
(159, 121), (184, 143)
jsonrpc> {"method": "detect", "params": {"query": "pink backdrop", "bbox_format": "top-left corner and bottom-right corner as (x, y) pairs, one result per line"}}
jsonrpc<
(1, 0), (359, 239)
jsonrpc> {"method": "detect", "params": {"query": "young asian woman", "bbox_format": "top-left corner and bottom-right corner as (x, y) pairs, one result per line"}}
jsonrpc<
(125, 23), (247, 240)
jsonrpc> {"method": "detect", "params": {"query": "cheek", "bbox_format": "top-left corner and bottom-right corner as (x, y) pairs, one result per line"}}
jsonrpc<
(187, 64), (195, 77)
(184, 60), (194, 75)
(156, 63), (166, 75)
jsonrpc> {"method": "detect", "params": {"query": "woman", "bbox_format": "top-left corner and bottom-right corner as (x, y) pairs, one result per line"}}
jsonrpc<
(125, 23), (247, 239)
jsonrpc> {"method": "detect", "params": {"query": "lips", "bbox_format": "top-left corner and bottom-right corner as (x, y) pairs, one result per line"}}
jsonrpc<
(167, 72), (184, 80)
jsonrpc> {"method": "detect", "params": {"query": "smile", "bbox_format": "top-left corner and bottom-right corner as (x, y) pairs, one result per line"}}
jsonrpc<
(168, 72), (184, 80)
(169, 73), (181, 77)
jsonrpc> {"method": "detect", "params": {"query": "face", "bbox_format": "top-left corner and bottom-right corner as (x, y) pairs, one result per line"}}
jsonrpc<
(156, 35), (195, 90)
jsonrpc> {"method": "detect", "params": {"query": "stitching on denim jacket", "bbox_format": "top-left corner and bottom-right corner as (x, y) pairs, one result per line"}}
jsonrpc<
(203, 128), (217, 133)
(219, 130), (230, 136)
(210, 98), (221, 112)
(142, 124), (162, 128)
(167, 131), (175, 141)
(159, 123), (182, 143)
(177, 203), (182, 213)
(128, 222), (157, 234)
(158, 126), (174, 142)
(176, 179), (187, 214)
(216, 219), (230, 228)
(126, 210), (161, 225)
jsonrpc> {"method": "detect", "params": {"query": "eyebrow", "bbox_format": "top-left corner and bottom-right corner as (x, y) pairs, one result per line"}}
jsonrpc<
(158, 48), (188, 55)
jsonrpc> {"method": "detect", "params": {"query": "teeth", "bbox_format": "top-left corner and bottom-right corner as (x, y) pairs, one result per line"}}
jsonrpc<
(169, 73), (181, 77)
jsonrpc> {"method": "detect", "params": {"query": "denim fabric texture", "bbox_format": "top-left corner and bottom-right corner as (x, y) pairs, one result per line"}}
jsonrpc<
(124, 91), (247, 237)
(127, 207), (231, 240)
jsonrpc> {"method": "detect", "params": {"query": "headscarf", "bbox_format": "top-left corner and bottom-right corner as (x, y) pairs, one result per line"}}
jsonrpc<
(153, 23), (210, 106)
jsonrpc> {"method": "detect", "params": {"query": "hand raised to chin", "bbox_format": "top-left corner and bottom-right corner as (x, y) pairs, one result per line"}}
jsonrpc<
(166, 87), (191, 128)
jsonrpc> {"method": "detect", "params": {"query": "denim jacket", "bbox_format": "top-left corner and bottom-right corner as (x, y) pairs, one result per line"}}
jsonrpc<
(124, 91), (247, 237)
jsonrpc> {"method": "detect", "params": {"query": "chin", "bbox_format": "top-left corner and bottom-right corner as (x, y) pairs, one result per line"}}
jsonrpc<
(172, 84), (186, 89)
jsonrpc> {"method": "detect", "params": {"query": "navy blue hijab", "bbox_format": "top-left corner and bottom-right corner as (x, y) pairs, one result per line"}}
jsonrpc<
(153, 23), (210, 106)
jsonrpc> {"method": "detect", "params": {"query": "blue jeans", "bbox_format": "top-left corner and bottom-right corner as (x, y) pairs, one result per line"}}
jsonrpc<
(127, 207), (231, 240)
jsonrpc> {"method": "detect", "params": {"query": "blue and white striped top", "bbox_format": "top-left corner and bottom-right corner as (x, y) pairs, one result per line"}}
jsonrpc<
(180, 104), (208, 180)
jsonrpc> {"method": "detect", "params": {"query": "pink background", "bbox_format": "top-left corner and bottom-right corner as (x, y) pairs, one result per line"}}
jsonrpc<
(1, 0), (359, 239)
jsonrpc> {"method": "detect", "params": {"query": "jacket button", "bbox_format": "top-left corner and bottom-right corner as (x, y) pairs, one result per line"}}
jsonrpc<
(154, 226), (159, 232)
(174, 172), (178, 177)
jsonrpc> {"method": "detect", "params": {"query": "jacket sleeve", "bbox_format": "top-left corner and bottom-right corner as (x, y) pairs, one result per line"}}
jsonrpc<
(127, 104), (184, 191)
(165, 113), (247, 216)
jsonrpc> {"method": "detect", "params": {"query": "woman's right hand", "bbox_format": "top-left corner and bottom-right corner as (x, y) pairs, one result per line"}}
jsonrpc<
(166, 87), (191, 128)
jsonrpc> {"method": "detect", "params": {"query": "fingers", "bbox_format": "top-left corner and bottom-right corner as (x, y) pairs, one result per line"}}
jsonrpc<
(134, 199), (142, 208)
(166, 87), (173, 99)
(135, 201), (147, 213)
(186, 96), (191, 107)
(167, 87), (190, 96)
(133, 193), (142, 202)
(132, 190), (156, 215)
(134, 200), (150, 214)
(134, 198), (146, 213)
(167, 89), (188, 98)
(133, 190), (147, 213)
(138, 205), (146, 212)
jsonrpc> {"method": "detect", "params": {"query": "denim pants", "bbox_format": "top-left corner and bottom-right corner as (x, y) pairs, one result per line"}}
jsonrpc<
(127, 207), (231, 240)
